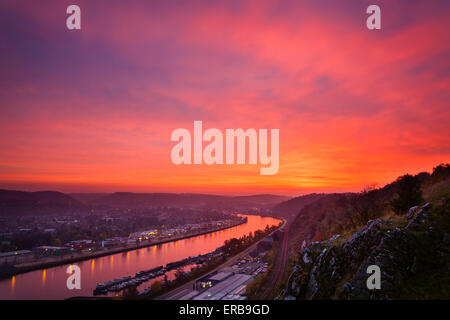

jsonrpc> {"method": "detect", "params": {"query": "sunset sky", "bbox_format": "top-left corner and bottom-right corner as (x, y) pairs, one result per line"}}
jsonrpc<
(0, 0), (449, 196)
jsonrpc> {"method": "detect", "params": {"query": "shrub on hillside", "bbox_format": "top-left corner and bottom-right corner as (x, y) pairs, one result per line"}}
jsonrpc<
(391, 174), (424, 215)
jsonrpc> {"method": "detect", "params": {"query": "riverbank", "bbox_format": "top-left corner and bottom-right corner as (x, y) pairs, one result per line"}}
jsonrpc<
(69, 218), (285, 300)
(0, 219), (247, 280)
(155, 217), (286, 300)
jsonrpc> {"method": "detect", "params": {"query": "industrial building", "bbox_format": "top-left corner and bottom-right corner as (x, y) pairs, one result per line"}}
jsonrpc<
(32, 246), (72, 257)
(193, 273), (253, 300)
(196, 271), (233, 290)
(165, 255), (268, 300)
(0, 250), (34, 265)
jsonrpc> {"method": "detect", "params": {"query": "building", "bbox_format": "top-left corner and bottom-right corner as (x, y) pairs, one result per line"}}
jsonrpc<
(33, 246), (72, 257)
(193, 274), (253, 300)
(0, 250), (34, 265)
(101, 237), (124, 248)
(195, 271), (233, 290)
(127, 238), (138, 245)
(129, 229), (158, 240)
(160, 229), (177, 237)
(64, 240), (93, 250)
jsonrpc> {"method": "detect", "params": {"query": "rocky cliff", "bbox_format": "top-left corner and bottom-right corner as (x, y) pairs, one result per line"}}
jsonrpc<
(285, 200), (450, 299)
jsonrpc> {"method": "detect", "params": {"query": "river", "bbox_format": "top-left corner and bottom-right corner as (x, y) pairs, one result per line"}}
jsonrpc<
(0, 214), (280, 299)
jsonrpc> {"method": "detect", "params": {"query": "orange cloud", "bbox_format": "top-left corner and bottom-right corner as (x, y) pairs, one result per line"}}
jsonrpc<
(0, 1), (449, 195)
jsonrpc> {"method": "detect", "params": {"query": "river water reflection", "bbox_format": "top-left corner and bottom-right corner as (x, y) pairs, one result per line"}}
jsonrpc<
(0, 215), (280, 299)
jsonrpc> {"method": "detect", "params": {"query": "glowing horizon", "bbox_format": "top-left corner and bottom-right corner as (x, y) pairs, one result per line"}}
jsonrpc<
(0, 1), (449, 196)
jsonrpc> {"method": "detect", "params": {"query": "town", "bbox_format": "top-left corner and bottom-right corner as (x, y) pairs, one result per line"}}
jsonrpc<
(0, 208), (246, 268)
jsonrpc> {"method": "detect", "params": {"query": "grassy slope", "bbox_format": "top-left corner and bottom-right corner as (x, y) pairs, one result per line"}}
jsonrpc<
(282, 173), (450, 299)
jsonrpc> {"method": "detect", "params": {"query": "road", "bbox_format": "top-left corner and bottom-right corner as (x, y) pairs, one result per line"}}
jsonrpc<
(156, 218), (286, 300)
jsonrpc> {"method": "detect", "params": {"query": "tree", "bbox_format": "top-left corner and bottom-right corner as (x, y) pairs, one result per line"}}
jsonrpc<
(391, 174), (424, 215)
(151, 281), (162, 293)
(122, 286), (138, 299)
(349, 188), (384, 227)
(430, 163), (450, 183)
(53, 238), (62, 247)
(174, 267), (185, 280)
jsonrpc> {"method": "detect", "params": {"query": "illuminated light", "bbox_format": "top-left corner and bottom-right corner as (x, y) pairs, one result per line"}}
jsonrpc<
(42, 269), (47, 286)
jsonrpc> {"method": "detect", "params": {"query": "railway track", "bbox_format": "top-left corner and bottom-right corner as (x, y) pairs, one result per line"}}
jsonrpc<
(260, 221), (290, 299)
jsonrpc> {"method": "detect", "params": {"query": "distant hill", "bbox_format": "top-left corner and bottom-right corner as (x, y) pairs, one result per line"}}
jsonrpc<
(69, 193), (108, 204)
(0, 189), (289, 215)
(229, 194), (291, 207)
(88, 192), (290, 209)
(0, 189), (84, 216)
(271, 193), (328, 219)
